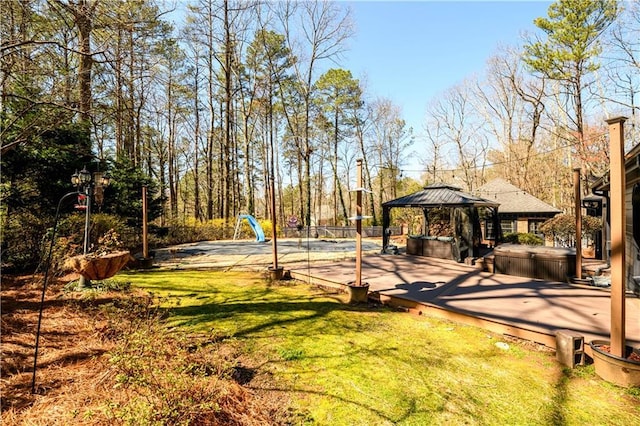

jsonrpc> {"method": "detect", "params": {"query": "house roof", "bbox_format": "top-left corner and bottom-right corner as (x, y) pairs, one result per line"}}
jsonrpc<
(382, 183), (499, 208)
(474, 179), (561, 215)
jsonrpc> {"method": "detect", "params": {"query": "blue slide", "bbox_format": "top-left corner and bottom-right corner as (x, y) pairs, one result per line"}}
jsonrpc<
(240, 214), (266, 242)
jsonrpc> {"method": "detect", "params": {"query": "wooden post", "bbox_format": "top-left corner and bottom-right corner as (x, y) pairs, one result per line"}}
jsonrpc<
(574, 168), (582, 279)
(355, 159), (363, 287)
(142, 186), (148, 259)
(78, 186), (91, 288)
(606, 116), (627, 358)
(270, 175), (278, 271)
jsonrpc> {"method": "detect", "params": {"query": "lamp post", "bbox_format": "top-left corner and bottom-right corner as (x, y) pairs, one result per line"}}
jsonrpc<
(71, 166), (110, 287)
(32, 167), (109, 393)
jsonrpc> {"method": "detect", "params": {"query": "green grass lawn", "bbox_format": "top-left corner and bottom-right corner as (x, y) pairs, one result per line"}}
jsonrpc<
(125, 270), (640, 425)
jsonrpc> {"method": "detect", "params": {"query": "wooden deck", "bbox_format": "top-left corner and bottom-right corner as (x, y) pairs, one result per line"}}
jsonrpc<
(289, 253), (640, 356)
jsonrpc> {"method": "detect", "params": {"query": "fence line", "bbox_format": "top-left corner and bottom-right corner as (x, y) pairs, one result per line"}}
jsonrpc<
(282, 226), (403, 239)
(124, 225), (404, 251)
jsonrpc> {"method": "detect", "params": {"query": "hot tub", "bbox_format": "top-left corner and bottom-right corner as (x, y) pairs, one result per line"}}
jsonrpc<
(406, 235), (466, 262)
(493, 244), (576, 282)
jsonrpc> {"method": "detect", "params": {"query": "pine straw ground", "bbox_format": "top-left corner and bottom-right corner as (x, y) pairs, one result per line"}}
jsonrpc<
(1, 274), (295, 425)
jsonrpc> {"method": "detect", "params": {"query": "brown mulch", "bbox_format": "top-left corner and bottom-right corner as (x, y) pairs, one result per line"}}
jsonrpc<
(596, 344), (640, 362)
(1, 273), (296, 425)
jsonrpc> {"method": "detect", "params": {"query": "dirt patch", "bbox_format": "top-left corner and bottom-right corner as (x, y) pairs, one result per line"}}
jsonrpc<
(1, 274), (294, 425)
(2, 274), (115, 418)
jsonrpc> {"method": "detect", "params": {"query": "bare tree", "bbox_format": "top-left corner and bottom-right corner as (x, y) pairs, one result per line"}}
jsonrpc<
(476, 47), (547, 192)
(421, 111), (449, 184)
(100, 0), (172, 165)
(315, 68), (361, 225)
(350, 80), (378, 223)
(367, 97), (413, 203)
(274, 0), (353, 227)
(427, 82), (486, 191)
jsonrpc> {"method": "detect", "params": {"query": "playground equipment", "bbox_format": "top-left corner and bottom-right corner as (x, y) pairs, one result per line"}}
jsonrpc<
(233, 214), (266, 242)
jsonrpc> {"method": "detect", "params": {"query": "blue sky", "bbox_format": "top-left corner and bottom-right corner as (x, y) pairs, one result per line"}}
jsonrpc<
(339, 1), (552, 150)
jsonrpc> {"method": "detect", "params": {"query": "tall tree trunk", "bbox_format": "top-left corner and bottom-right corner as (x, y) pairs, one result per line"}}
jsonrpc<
(206, 126), (214, 220)
(218, 100), (224, 218)
(358, 132), (377, 225)
(222, 0), (232, 224)
(76, 0), (93, 129)
(297, 149), (304, 226)
(193, 55), (202, 221)
(205, 0), (216, 221)
(316, 147), (324, 226)
(114, 24), (124, 158)
(333, 110), (348, 226)
(167, 72), (178, 219)
(243, 119), (254, 215)
(573, 73), (588, 195)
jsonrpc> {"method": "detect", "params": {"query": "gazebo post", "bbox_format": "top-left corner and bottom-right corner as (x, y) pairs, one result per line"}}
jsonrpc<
(606, 116), (627, 358)
(382, 206), (391, 252)
(423, 208), (429, 236)
(470, 206), (479, 258)
(574, 168), (582, 279)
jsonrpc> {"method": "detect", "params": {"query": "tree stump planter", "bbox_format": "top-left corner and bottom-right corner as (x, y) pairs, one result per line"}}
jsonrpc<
(268, 266), (284, 281)
(346, 282), (370, 304)
(589, 340), (640, 387)
(65, 251), (131, 281)
(137, 257), (154, 270)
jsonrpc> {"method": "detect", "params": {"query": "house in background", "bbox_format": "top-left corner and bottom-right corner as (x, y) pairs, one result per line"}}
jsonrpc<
(475, 179), (562, 246)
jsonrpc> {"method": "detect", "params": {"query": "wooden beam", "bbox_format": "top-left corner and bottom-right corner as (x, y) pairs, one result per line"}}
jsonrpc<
(574, 168), (582, 279)
(606, 116), (628, 357)
(373, 293), (558, 349)
(356, 159), (363, 286)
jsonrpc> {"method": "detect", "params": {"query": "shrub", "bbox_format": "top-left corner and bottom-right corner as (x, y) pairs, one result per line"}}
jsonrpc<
(540, 214), (602, 245)
(162, 217), (277, 246)
(54, 213), (132, 250)
(52, 213), (134, 274)
(1, 209), (135, 273)
(165, 218), (228, 244)
(1, 209), (50, 271)
(503, 232), (544, 246)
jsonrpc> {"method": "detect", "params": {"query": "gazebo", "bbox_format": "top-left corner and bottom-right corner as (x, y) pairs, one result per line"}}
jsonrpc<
(382, 183), (500, 262)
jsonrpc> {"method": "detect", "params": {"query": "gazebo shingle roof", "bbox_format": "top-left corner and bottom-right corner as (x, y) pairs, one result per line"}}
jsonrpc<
(475, 179), (561, 215)
(382, 183), (499, 208)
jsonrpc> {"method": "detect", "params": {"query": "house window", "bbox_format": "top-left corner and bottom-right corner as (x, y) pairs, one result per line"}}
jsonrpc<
(528, 220), (545, 237)
(501, 220), (516, 234)
(484, 219), (495, 240)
